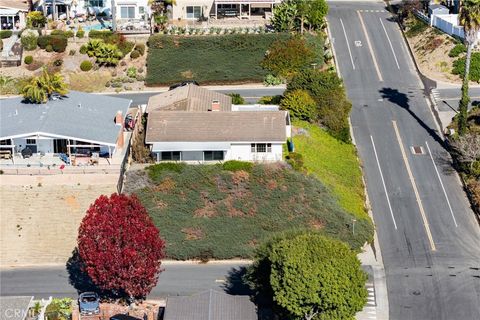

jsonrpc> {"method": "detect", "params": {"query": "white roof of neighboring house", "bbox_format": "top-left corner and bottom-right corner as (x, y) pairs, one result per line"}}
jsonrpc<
(0, 0), (29, 11)
(0, 91), (132, 146)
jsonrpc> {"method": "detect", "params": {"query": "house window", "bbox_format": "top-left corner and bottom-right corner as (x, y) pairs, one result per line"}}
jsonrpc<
(186, 6), (202, 19)
(120, 6), (135, 19)
(161, 151), (181, 161)
(139, 6), (145, 14)
(26, 139), (36, 145)
(251, 143), (272, 153)
(86, 0), (104, 7)
(204, 151), (224, 161)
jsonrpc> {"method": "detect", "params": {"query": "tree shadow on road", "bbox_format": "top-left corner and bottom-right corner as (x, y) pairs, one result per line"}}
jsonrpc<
(66, 248), (101, 294)
(379, 87), (447, 149)
(223, 266), (252, 296)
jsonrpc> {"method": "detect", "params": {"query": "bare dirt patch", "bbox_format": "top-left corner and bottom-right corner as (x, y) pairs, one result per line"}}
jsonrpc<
(182, 227), (204, 240)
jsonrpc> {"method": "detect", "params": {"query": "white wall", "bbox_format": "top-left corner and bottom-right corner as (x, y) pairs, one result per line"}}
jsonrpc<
(173, 0), (213, 20)
(11, 138), (54, 154)
(228, 143), (283, 162)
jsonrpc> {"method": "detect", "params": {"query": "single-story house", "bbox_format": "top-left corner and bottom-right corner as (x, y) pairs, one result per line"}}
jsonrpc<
(0, 91), (132, 166)
(145, 84), (291, 163)
(172, 0), (282, 20)
(0, 0), (28, 30)
(163, 290), (257, 320)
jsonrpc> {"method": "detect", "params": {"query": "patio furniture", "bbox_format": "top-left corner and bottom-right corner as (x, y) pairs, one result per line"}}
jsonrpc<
(0, 150), (12, 159)
(59, 153), (70, 165)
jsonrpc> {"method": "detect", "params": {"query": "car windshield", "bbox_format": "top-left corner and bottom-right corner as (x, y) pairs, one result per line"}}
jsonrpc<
(82, 296), (97, 302)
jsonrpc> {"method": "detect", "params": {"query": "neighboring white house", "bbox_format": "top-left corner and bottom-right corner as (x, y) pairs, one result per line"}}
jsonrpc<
(0, 91), (132, 166)
(171, 0), (282, 20)
(0, 0), (28, 30)
(35, 0), (150, 22)
(145, 84), (291, 163)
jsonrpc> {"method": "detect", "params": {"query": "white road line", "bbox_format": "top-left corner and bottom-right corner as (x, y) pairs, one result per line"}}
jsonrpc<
(370, 135), (398, 230)
(425, 141), (458, 227)
(357, 11), (383, 82)
(340, 18), (355, 70)
(379, 17), (400, 69)
(392, 121), (436, 251)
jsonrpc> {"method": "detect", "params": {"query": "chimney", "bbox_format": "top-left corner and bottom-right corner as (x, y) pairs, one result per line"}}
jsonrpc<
(115, 110), (123, 125)
(211, 100), (220, 112)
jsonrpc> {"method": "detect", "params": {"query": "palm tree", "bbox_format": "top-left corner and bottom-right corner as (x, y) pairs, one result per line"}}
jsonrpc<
(22, 68), (68, 104)
(458, 0), (480, 135)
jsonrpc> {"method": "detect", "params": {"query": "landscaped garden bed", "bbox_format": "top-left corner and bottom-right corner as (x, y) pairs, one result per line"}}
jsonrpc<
(145, 33), (292, 85)
(124, 162), (373, 260)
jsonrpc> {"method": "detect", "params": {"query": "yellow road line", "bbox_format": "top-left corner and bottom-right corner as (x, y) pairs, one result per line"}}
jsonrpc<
(392, 121), (436, 251)
(357, 11), (383, 82)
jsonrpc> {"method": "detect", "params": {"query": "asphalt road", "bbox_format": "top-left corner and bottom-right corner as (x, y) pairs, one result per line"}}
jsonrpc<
(106, 87), (286, 106)
(433, 87), (480, 112)
(328, 2), (480, 320)
(0, 263), (248, 299)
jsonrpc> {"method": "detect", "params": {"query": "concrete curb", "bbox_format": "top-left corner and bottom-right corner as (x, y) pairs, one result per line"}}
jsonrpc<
(0, 259), (253, 269)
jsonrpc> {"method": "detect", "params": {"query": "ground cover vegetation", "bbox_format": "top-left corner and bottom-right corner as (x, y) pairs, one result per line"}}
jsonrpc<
(246, 232), (367, 320)
(448, 107), (480, 212)
(146, 33), (292, 85)
(124, 162), (373, 260)
(77, 194), (165, 299)
(292, 121), (369, 223)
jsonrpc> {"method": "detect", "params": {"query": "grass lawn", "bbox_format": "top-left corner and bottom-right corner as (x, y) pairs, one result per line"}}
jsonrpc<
(292, 121), (370, 222)
(125, 163), (373, 260)
(146, 34), (291, 85)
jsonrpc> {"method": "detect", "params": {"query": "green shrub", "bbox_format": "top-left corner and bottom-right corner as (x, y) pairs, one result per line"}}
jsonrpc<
(64, 30), (74, 38)
(449, 43), (467, 57)
(24, 55), (33, 65)
(227, 93), (245, 104)
(50, 30), (64, 36)
(53, 59), (63, 67)
(117, 39), (135, 57)
(135, 43), (146, 55)
(0, 30), (12, 39)
(258, 95), (283, 104)
(80, 60), (93, 71)
(405, 18), (428, 38)
(136, 74), (146, 81)
(452, 52), (480, 82)
(45, 44), (53, 52)
(127, 66), (137, 78)
(288, 69), (351, 142)
(88, 30), (113, 40)
(285, 152), (304, 171)
(50, 35), (68, 52)
(79, 45), (87, 54)
(69, 49), (76, 56)
(76, 28), (85, 38)
(37, 35), (49, 49)
(261, 37), (317, 78)
(130, 49), (140, 59)
(263, 74), (283, 86)
(45, 298), (72, 320)
(20, 30), (38, 51)
(146, 163), (187, 180)
(26, 11), (46, 28)
(222, 160), (253, 172)
(280, 89), (317, 121)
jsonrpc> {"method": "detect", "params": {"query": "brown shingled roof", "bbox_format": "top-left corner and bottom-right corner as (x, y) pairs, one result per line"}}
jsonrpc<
(146, 111), (287, 143)
(146, 84), (232, 113)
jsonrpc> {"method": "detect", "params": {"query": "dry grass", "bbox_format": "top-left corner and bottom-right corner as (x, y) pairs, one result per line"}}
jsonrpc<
(67, 71), (111, 92)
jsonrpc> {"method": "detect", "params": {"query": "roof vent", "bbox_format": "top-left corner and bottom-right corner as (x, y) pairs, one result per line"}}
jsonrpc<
(14, 109), (18, 116)
(51, 93), (61, 100)
(78, 103), (81, 108)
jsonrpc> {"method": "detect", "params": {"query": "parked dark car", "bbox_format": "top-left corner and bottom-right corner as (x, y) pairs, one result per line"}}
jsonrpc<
(78, 292), (100, 315)
(168, 80), (199, 91)
(110, 314), (141, 320)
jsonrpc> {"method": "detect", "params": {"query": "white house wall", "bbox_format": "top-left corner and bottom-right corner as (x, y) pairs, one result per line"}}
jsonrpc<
(173, 0), (214, 20)
(228, 143), (283, 161)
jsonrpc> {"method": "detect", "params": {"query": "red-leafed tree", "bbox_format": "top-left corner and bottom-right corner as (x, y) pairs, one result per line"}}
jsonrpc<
(77, 193), (165, 299)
